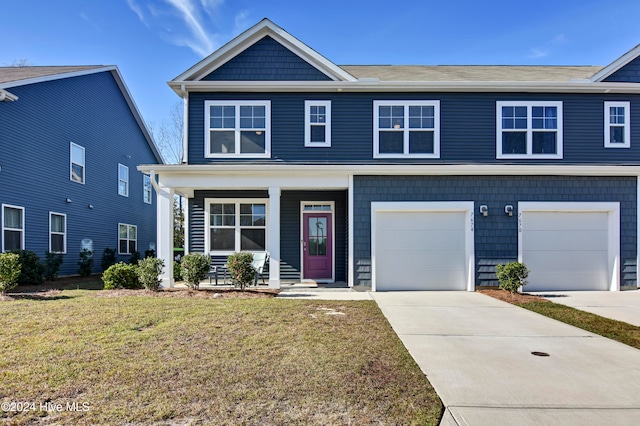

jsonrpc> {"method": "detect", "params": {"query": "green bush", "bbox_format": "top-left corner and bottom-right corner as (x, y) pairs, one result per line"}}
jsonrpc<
(181, 253), (210, 290)
(496, 262), (529, 294)
(227, 252), (256, 291)
(0, 253), (21, 293)
(101, 248), (117, 272)
(102, 262), (142, 290)
(78, 249), (94, 277)
(10, 250), (44, 284)
(137, 257), (164, 291)
(129, 251), (142, 265)
(44, 251), (63, 281)
(173, 261), (183, 281)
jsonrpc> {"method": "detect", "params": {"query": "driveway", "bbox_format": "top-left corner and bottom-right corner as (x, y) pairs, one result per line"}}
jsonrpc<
(530, 290), (640, 326)
(371, 291), (640, 425)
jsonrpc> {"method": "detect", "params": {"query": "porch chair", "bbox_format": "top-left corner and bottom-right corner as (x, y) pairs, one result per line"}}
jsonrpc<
(252, 252), (269, 286)
(206, 257), (228, 285)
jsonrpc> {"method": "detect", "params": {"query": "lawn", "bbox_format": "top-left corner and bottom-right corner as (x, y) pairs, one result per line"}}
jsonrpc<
(0, 284), (443, 425)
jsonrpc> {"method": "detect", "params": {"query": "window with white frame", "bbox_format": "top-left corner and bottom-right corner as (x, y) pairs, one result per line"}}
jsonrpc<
(373, 101), (440, 158)
(305, 101), (331, 147)
(205, 101), (271, 157)
(143, 174), (152, 204)
(49, 212), (66, 254)
(2, 204), (24, 251)
(497, 101), (563, 159)
(118, 223), (137, 255)
(605, 101), (630, 148)
(207, 200), (267, 253)
(118, 164), (129, 196)
(70, 142), (85, 183)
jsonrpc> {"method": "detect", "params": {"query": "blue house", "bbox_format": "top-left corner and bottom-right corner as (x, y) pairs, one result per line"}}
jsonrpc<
(141, 19), (640, 292)
(1, 66), (163, 276)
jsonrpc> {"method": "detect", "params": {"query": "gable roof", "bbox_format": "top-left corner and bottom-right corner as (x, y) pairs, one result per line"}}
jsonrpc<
(0, 66), (163, 164)
(590, 43), (640, 82)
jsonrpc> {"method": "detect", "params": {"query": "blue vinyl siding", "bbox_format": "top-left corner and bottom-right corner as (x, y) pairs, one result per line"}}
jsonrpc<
(353, 175), (637, 288)
(603, 56), (640, 83)
(203, 36), (331, 81)
(188, 92), (640, 165)
(0, 71), (158, 276)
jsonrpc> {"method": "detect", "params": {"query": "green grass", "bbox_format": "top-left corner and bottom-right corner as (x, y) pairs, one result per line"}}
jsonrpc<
(0, 290), (442, 425)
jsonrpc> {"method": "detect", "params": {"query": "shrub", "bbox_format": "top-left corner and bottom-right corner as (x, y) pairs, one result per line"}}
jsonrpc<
(144, 249), (156, 259)
(181, 253), (210, 290)
(78, 249), (94, 277)
(137, 257), (164, 291)
(496, 262), (530, 294)
(102, 262), (142, 290)
(129, 251), (142, 265)
(227, 252), (256, 291)
(0, 253), (21, 293)
(10, 250), (44, 284)
(173, 261), (183, 281)
(44, 251), (63, 281)
(101, 248), (117, 272)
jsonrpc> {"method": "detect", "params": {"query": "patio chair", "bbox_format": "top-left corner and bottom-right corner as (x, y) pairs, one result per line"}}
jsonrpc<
(206, 258), (228, 285)
(252, 252), (269, 286)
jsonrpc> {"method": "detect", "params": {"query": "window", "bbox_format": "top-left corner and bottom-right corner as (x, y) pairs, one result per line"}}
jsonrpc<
(118, 164), (129, 196)
(305, 101), (331, 147)
(207, 200), (267, 253)
(204, 101), (271, 158)
(2, 204), (24, 251)
(49, 212), (66, 254)
(70, 142), (85, 183)
(496, 101), (563, 159)
(605, 101), (630, 148)
(118, 223), (137, 255)
(143, 174), (152, 204)
(373, 101), (440, 158)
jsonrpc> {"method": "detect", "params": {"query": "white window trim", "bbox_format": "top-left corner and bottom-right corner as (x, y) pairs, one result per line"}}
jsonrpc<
(373, 100), (441, 159)
(118, 223), (137, 255)
(204, 198), (269, 255)
(70, 142), (85, 184)
(118, 164), (129, 197)
(204, 100), (271, 158)
(49, 212), (67, 254)
(143, 174), (152, 204)
(604, 101), (631, 148)
(2, 204), (25, 252)
(304, 100), (332, 147)
(496, 101), (563, 159)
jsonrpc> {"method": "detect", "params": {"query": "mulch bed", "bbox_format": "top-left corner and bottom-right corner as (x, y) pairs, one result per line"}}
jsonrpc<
(478, 288), (550, 304)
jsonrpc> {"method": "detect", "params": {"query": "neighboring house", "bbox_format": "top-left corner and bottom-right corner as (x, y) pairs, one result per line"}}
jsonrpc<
(1, 66), (163, 276)
(140, 18), (640, 292)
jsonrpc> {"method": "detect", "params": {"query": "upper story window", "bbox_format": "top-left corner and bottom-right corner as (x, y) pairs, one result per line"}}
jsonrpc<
(118, 164), (129, 197)
(119, 223), (137, 255)
(49, 212), (66, 254)
(143, 174), (152, 204)
(604, 101), (630, 148)
(2, 204), (24, 251)
(205, 100), (271, 158)
(496, 101), (563, 159)
(373, 101), (440, 158)
(70, 142), (85, 183)
(305, 101), (331, 147)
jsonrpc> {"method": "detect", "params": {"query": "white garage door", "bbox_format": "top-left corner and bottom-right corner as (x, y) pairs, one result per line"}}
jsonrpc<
(374, 210), (468, 291)
(521, 211), (609, 291)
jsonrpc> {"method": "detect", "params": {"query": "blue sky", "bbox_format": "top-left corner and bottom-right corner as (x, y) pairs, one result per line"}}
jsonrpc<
(2, 0), (640, 130)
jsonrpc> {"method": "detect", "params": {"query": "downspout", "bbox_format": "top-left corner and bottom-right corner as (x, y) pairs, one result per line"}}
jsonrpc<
(149, 169), (161, 193)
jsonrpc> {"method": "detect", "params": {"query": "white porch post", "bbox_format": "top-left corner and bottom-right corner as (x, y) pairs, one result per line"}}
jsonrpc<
(157, 183), (174, 288)
(268, 186), (281, 289)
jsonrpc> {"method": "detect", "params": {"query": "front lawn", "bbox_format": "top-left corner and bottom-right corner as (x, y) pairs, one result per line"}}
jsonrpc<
(0, 289), (442, 425)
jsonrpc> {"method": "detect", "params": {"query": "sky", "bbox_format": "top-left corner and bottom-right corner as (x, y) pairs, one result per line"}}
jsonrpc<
(2, 0), (640, 137)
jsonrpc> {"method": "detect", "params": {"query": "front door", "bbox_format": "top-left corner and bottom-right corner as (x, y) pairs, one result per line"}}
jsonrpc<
(302, 212), (333, 280)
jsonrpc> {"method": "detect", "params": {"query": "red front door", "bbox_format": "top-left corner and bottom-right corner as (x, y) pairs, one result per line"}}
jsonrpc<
(302, 212), (333, 280)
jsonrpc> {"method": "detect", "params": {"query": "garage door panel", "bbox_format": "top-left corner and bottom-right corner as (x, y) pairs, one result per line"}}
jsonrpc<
(376, 229), (465, 251)
(526, 271), (608, 292)
(523, 230), (608, 251)
(523, 250), (608, 272)
(523, 212), (608, 231)
(376, 269), (467, 291)
(376, 249), (465, 270)
(377, 212), (464, 231)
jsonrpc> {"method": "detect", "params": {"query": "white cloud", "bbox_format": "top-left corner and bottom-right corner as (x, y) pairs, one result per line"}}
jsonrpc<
(126, 0), (148, 26)
(528, 48), (548, 59)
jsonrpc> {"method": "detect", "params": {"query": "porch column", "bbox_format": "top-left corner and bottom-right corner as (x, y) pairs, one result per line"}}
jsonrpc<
(157, 183), (174, 288)
(268, 186), (281, 289)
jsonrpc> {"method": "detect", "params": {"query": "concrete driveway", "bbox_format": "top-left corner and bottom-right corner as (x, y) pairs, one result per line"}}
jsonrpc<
(371, 291), (640, 425)
(530, 290), (640, 326)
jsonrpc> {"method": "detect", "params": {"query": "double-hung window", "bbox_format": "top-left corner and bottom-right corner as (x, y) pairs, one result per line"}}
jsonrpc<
(604, 101), (630, 148)
(305, 101), (331, 147)
(119, 223), (137, 255)
(70, 142), (85, 183)
(207, 200), (267, 253)
(143, 174), (152, 204)
(49, 212), (66, 254)
(205, 101), (271, 158)
(118, 164), (129, 197)
(2, 204), (24, 251)
(497, 101), (563, 159)
(373, 100), (440, 158)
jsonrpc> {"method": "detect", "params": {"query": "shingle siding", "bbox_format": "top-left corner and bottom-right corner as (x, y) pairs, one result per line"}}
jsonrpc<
(603, 56), (640, 83)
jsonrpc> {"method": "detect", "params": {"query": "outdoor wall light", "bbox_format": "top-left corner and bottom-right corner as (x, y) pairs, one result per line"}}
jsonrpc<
(65, 198), (72, 203)
(88, 204), (94, 209)
(479, 205), (489, 217)
(505, 205), (514, 216)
